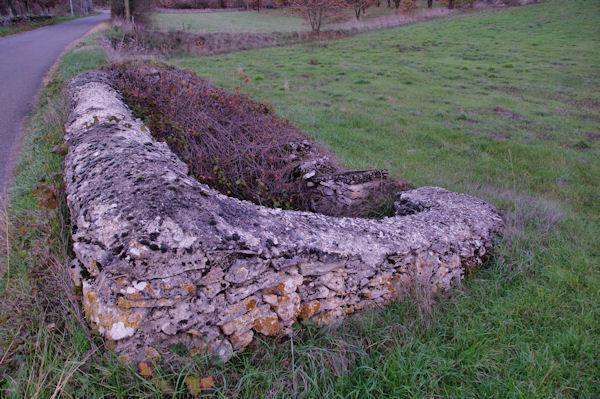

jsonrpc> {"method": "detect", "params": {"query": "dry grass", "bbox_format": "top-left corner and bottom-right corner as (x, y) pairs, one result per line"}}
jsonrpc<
(1, 206), (11, 290)
(339, 5), (456, 32)
(0, 49), (103, 397)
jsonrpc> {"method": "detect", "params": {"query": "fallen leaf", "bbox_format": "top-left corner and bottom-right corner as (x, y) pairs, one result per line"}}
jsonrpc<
(200, 375), (216, 389)
(138, 361), (153, 378)
(185, 376), (201, 396)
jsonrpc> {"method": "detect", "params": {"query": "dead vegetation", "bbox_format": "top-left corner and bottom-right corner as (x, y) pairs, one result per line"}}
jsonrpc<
(0, 79), (99, 397)
(105, 62), (402, 217)
(103, 26), (348, 57)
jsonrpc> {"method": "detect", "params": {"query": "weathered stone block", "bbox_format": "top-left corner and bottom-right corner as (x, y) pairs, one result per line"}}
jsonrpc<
(64, 71), (503, 362)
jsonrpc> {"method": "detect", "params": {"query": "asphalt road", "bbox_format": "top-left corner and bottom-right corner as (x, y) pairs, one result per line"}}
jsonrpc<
(0, 11), (109, 199)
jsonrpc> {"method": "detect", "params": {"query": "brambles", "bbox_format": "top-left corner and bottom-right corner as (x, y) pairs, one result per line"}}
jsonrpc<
(106, 63), (331, 212)
(105, 63), (400, 217)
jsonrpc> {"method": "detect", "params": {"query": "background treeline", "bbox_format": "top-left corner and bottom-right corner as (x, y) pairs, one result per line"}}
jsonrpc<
(155, 0), (510, 12)
(0, 0), (94, 17)
(158, 0), (263, 8)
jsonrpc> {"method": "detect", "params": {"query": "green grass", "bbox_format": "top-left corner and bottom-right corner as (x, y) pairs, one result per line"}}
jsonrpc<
(2, 0), (600, 397)
(0, 14), (97, 37)
(171, 1), (599, 216)
(151, 1), (440, 33)
(167, 0), (598, 396)
(151, 9), (310, 33)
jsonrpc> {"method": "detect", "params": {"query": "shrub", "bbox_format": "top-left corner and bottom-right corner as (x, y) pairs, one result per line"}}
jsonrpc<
(439, 0), (475, 7)
(400, 0), (417, 12)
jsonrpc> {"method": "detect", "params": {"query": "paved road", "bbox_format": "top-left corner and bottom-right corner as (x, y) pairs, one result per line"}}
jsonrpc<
(0, 11), (109, 199)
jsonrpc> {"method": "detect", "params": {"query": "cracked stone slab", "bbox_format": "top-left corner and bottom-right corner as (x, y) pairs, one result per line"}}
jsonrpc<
(64, 71), (503, 362)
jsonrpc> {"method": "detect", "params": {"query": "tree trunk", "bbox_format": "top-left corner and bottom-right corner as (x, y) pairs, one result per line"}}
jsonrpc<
(427, 0), (432, 8)
(83, 0), (86, 13)
(316, 7), (322, 34)
(6, 0), (16, 17)
(448, 0), (454, 9)
(124, 0), (130, 21)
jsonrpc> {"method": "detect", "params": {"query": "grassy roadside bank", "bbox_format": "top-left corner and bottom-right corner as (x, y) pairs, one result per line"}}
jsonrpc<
(0, 0), (598, 396)
(0, 34), (110, 398)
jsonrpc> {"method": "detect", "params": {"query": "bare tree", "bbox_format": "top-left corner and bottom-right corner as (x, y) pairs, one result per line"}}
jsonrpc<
(289, 0), (344, 34)
(348, 0), (376, 20)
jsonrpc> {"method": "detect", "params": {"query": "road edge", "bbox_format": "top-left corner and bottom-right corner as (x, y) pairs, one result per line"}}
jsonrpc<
(1, 12), (110, 203)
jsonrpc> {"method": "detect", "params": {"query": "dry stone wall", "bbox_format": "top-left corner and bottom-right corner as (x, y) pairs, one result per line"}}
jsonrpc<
(64, 71), (503, 362)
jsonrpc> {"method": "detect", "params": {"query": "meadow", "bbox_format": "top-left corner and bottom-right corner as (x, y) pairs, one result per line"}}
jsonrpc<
(150, 1), (441, 33)
(167, 4), (600, 395)
(1, 0), (598, 397)
(151, 9), (310, 33)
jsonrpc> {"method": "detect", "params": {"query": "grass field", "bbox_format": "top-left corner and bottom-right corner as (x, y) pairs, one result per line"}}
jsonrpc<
(172, 1), (599, 215)
(166, 0), (600, 395)
(151, 9), (310, 33)
(1, 0), (599, 397)
(151, 1), (440, 33)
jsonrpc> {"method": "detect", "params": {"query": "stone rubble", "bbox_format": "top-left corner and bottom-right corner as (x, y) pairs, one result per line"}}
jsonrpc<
(64, 71), (504, 362)
(297, 153), (391, 212)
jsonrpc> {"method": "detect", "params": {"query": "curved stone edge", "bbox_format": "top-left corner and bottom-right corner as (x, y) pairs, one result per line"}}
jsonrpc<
(64, 71), (504, 362)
